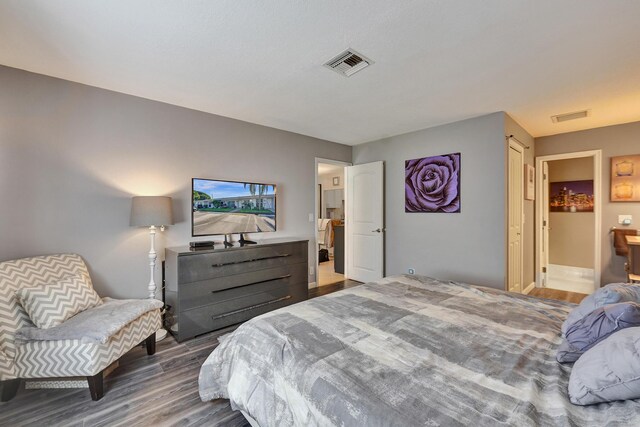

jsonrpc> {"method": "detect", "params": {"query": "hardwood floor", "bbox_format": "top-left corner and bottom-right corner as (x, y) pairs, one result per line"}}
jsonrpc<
(0, 283), (362, 427)
(308, 279), (362, 298)
(529, 287), (588, 304)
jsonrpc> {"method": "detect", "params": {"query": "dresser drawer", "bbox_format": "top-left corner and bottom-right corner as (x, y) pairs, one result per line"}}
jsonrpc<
(177, 242), (307, 283)
(179, 262), (307, 310)
(164, 239), (309, 342)
(178, 281), (307, 339)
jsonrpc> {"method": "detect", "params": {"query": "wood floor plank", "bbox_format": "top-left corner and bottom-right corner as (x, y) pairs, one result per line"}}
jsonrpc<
(529, 287), (587, 304)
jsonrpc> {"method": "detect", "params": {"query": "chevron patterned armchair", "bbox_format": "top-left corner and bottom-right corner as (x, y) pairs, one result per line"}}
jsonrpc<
(0, 254), (161, 401)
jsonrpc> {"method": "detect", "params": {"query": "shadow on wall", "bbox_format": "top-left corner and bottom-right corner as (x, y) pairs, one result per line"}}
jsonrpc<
(1, 141), (174, 299)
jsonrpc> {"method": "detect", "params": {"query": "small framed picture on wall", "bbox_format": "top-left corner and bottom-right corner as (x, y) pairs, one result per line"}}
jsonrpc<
(524, 164), (535, 200)
(611, 154), (640, 202)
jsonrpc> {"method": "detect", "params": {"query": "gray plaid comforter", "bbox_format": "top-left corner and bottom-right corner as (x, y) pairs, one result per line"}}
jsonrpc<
(199, 275), (640, 426)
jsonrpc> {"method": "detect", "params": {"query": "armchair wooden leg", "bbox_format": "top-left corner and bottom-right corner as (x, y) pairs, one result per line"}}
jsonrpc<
(145, 332), (156, 356)
(1, 378), (20, 402)
(87, 371), (104, 401)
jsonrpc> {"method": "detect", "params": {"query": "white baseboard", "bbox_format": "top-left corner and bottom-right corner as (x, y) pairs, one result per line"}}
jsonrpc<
(523, 282), (535, 295)
(548, 264), (594, 281)
(308, 282), (318, 289)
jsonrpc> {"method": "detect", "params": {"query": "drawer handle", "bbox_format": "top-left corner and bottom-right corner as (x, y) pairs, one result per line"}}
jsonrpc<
(212, 253), (291, 267)
(210, 274), (292, 294)
(210, 295), (292, 320)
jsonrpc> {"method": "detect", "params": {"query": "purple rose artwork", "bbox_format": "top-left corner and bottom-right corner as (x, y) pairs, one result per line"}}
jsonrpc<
(405, 153), (461, 213)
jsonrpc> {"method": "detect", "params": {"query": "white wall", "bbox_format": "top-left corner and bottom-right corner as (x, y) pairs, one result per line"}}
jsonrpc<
(353, 112), (507, 289)
(319, 168), (344, 219)
(318, 171), (344, 190)
(0, 66), (351, 298)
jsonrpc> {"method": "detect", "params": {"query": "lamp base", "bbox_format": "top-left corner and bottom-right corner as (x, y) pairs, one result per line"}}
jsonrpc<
(155, 328), (168, 342)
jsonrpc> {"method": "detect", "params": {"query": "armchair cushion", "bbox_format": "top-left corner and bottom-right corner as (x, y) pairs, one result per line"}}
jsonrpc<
(15, 298), (163, 344)
(16, 274), (102, 329)
(14, 309), (161, 378)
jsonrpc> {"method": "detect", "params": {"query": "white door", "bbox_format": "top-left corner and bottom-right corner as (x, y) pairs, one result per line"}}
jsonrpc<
(541, 161), (549, 287)
(346, 161), (384, 283)
(508, 142), (524, 293)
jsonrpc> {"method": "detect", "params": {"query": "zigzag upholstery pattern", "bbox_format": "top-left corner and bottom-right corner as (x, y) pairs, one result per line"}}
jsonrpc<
(14, 310), (160, 377)
(0, 253), (160, 382)
(16, 275), (102, 329)
(0, 254), (91, 380)
(0, 348), (15, 379)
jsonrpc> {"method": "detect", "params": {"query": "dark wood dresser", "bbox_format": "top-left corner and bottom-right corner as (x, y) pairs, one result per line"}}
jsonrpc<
(164, 238), (309, 342)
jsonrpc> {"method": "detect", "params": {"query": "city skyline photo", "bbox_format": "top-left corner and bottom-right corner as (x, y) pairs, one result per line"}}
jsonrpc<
(549, 180), (594, 212)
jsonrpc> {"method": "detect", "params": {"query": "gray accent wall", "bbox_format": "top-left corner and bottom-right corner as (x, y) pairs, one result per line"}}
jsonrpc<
(536, 121), (640, 285)
(0, 65), (351, 298)
(353, 112), (507, 289)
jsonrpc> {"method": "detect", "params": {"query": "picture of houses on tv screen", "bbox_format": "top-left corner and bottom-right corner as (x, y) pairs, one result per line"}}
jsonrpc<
(192, 179), (276, 236)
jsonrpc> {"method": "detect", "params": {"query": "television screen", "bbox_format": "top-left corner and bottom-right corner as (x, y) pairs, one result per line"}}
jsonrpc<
(192, 178), (276, 236)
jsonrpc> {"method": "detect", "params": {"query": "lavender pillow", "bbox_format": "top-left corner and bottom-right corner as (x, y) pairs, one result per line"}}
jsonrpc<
(561, 283), (640, 335)
(557, 302), (640, 363)
(569, 327), (640, 405)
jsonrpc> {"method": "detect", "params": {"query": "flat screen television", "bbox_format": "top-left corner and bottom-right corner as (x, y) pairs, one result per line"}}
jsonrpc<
(192, 178), (277, 237)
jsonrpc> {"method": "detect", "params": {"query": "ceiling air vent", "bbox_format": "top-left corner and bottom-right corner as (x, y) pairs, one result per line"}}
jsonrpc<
(324, 49), (373, 77)
(551, 110), (590, 123)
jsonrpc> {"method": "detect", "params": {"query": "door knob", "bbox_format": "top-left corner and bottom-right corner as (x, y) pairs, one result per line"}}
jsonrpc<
(372, 228), (383, 233)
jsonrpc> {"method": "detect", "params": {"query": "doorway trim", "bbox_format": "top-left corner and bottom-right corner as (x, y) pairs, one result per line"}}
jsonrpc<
(314, 157), (352, 288)
(535, 150), (602, 291)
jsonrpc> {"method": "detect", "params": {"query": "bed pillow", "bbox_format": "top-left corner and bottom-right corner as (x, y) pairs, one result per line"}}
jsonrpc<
(569, 326), (640, 405)
(557, 302), (640, 363)
(16, 274), (102, 329)
(562, 283), (640, 335)
(556, 340), (582, 364)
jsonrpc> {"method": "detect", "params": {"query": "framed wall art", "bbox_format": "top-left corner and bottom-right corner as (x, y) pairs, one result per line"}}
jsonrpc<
(611, 154), (640, 202)
(549, 180), (594, 212)
(405, 152), (460, 213)
(525, 164), (535, 200)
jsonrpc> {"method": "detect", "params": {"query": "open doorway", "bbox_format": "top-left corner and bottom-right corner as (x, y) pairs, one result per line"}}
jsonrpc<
(315, 159), (350, 287)
(536, 150), (602, 295)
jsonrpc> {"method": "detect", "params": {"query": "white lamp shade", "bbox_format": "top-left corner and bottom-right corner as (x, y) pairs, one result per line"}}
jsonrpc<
(130, 196), (174, 227)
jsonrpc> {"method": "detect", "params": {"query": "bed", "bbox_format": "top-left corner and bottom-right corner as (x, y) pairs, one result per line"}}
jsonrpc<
(198, 275), (640, 426)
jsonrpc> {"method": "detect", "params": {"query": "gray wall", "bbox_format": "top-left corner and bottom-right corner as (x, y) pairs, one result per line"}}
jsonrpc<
(536, 121), (640, 285)
(353, 112), (506, 289)
(0, 65), (351, 298)
(504, 114), (536, 288)
(547, 157), (595, 269)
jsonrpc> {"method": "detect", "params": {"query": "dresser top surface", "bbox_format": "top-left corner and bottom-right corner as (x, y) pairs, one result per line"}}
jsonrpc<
(167, 237), (309, 256)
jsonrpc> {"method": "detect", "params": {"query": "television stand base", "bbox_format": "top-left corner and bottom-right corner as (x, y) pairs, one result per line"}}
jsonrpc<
(224, 235), (234, 248)
(238, 234), (256, 245)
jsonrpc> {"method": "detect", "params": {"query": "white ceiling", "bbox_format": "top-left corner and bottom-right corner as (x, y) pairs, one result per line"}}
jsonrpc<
(1, 1), (639, 145)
